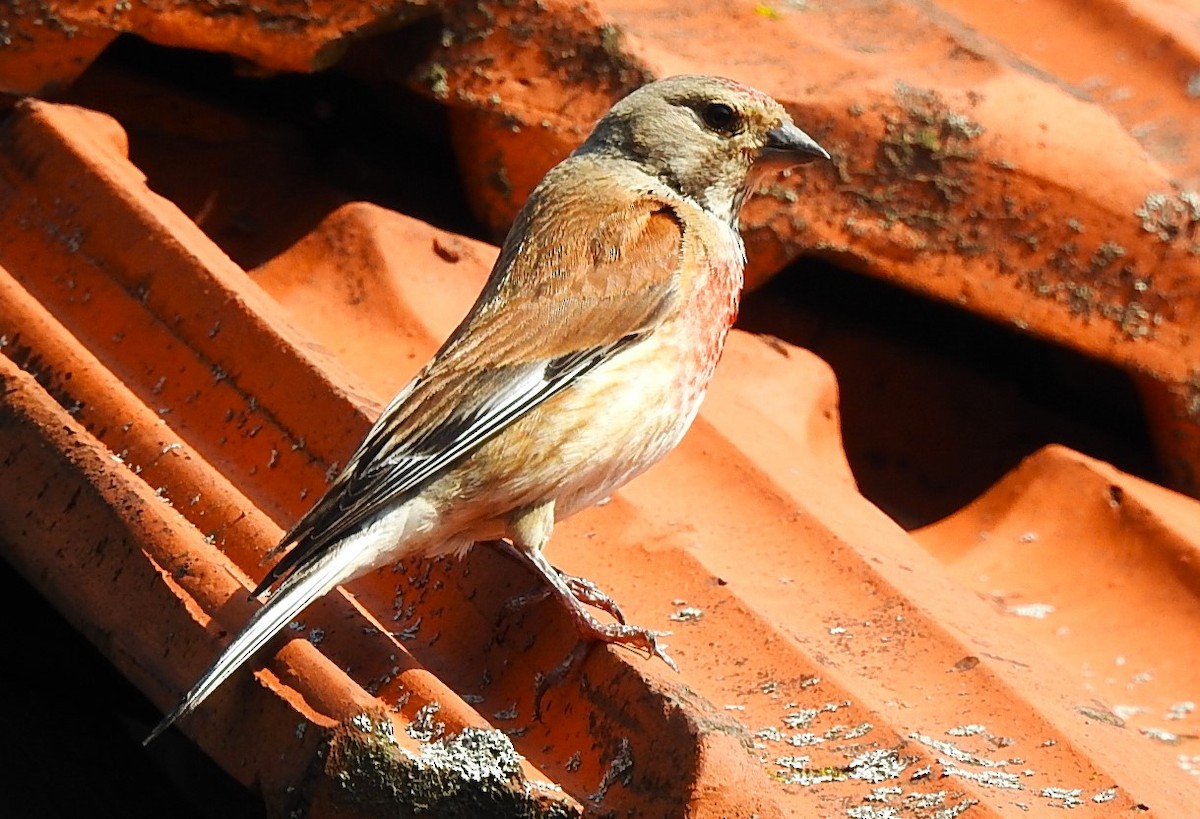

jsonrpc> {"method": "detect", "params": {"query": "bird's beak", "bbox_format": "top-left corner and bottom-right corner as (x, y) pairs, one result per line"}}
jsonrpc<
(759, 122), (830, 165)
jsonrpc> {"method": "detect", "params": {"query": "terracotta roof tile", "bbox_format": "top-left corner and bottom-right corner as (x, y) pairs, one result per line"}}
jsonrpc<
(1, 1), (1199, 816)
(0, 1), (435, 95)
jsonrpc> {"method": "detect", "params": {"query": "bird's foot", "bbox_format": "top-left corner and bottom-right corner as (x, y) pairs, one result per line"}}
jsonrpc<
(502, 570), (627, 625)
(573, 612), (679, 672)
(558, 571), (627, 624)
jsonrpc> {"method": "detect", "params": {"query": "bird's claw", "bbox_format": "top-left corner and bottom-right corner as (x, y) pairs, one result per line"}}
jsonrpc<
(576, 614), (679, 672)
(559, 572), (627, 624)
(502, 570), (628, 625)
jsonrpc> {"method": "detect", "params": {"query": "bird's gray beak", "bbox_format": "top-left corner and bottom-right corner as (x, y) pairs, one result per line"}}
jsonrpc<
(760, 122), (830, 165)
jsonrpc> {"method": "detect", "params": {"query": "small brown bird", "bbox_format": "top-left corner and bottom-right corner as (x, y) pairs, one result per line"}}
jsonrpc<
(146, 74), (828, 743)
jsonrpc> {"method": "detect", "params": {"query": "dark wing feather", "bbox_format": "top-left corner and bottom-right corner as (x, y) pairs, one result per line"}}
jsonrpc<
(255, 176), (686, 597)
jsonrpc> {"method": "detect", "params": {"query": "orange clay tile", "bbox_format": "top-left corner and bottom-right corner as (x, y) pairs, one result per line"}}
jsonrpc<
(4, 92), (1200, 816)
(416, 0), (1200, 496)
(0, 1), (434, 96)
(2, 1), (1200, 816)
(914, 444), (1200, 747)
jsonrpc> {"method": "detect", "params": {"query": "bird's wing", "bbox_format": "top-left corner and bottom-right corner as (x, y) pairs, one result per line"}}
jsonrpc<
(254, 191), (687, 595)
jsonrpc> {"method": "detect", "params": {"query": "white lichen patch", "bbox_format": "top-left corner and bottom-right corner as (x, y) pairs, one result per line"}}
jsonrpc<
(1140, 727), (1180, 744)
(403, 726), (524, 785)
(908, 733), (1018, 768)
(848, 749), (908, 783)
(846, 806), (898, 818)
(844, 723), (876, 740)
(940, 763), (1022, 790)
(929, 798), (979, 818)
(339, 722), (554, 814)
(903, 790), (946, 809)
(1112, 704), (1146, 721)
(756, 726), (785, 742)
(407, 702), (445, 742)
(668, 606), (704, 622)
(786, 732), (825, 747)
(909, 765), (933, 781)
(784, 708), (821, 729)
(865, 785), (904, 802)
(777, 754), (813, 770)
(1166, 701), (1196, 721)
(773, 747), (910, 788)
(1039, 787), (1084, 808)
(847, 786), (978, 819)
(1135, 190), (1200, 241)
(1006, 603), (1055, 619)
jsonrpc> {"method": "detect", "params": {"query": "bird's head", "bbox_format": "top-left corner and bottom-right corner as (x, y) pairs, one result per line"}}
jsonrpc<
(578, 75), (829, 225)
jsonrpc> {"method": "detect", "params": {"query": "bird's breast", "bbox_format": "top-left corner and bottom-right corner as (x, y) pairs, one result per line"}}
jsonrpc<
(439, 214), (745, 536)
(536, 229), (745, 518)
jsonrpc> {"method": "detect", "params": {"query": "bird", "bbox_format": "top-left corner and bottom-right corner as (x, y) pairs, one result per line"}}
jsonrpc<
(145, 74), (829, 744)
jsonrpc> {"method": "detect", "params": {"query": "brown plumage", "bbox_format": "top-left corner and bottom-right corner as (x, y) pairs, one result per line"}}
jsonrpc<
(146, 74), (828, 744)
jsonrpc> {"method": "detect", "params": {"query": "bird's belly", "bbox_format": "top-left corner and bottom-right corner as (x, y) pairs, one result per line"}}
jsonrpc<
(478, 303), (733, 526)
(543, 341), (709, 518)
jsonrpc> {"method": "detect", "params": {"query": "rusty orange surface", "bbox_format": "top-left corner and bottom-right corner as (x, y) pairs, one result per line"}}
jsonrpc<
(1, 1), (1199, 817)
(0, 1), (435, 96)
(419, 0), (1200, 497)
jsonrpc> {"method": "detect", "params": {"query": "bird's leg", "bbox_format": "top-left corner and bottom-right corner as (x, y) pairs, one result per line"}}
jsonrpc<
(495, 538), (626, 624)
(507, 502), (678, 672)
(518, 546), (678, 671)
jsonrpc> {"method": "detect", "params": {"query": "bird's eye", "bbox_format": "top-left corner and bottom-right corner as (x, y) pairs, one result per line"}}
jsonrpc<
(701, 102), (740, 135)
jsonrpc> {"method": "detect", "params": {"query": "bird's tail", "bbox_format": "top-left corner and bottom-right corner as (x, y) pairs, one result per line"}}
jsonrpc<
(143, 542), (361, 745)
